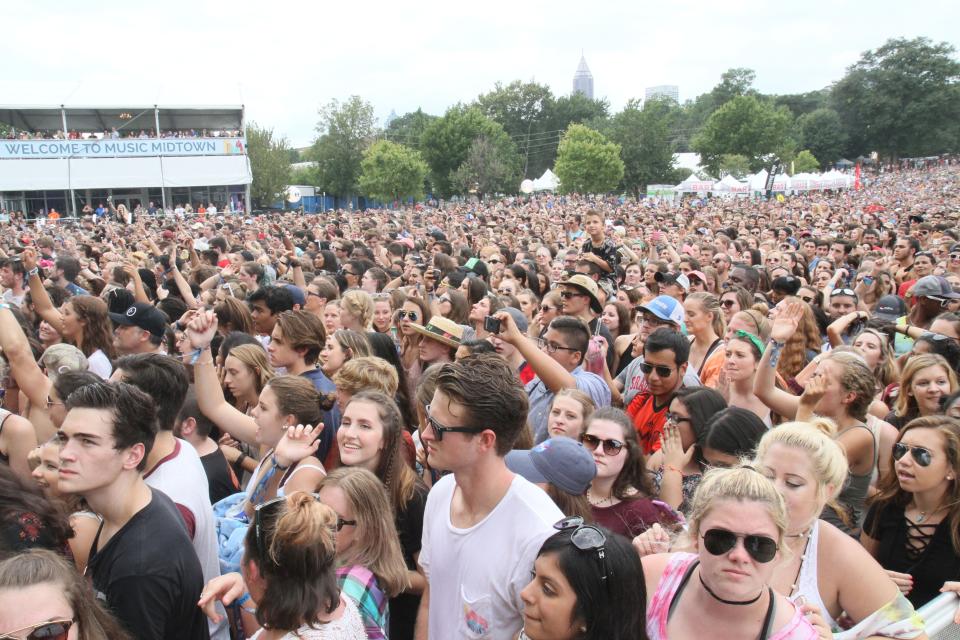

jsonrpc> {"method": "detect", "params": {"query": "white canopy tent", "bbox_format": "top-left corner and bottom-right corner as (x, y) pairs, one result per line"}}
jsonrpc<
(674, 173), (715, 193)
(748, 169), (791, 193)
(533, 169), (560, 192)
(713, 174), (750, 195)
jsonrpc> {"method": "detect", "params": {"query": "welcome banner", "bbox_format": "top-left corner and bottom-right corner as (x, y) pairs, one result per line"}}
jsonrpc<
(0, 137), (246, 159)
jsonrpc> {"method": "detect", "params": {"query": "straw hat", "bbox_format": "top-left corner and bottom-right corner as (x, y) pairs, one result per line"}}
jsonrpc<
(409, 316), (464, 348)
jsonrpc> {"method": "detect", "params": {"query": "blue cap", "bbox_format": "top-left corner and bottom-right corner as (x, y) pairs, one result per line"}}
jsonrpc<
(636, 295), (686, 328)
(283, 284), (306, 307)
(506, 438), (597, 495)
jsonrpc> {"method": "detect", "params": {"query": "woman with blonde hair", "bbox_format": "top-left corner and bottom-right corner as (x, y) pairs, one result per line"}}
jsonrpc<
(684, 292), (725, 387)
(340, 290), (374, 332)
(546, 388), (595, 440)
(222, 343), (275, 413)
(886, 353), (959, 430)
(754, 419), (922, 637)
(642, 466), (817, 639)
(318, 467), (410, 639)
(320, 330), (371, 380)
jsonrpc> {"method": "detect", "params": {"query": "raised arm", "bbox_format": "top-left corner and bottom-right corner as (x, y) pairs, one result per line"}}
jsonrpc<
(186, 311), (259, 446)
(21, 248), (63, 331)
(494, 310), (575, 392)
(753, 300), (802, 419)
(0, 304), (52, 409)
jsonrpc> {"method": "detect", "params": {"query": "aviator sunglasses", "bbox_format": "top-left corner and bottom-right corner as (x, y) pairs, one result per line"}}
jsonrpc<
(701, 528), (779, 563)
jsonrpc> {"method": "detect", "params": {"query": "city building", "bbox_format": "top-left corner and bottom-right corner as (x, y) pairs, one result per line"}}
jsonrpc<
(572, 55), (594, 99)
(0, 105), (252, 217)
(645, 85), (680, 104)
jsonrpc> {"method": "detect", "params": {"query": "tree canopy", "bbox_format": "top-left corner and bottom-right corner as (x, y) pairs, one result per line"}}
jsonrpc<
(246, 124), (291, 209)
(554, 124), (624, 194)
(358, 140), (429, 203)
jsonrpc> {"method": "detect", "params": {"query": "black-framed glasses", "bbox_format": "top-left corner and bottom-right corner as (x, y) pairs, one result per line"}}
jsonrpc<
(701, 528), (779, 563)
(639, 362), (675, 378)
(424, 404), (486, 441)
(536, 338), (578, 353)
(397, 310), (418, 321)
(637, 313), (669, 326)
(336, 516), (357, 531)
(0, 618), (75, 640)
(580, 433), (624, 456)
(799, 295), (815, 304)
(893, 442), (933, 467)
(554, 516), (609, 584)
(666, 412), (691, 425)
(306, 289), (322, 298)
(539, 305), (555, 313)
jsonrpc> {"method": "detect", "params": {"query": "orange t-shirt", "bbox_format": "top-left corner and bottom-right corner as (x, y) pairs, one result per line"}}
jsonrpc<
(626, 392), (672, 455)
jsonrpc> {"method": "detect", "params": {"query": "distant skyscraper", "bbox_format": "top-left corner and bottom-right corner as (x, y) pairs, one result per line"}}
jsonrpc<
(384, 109), (398, 128)
(572, 54), (594, 99)
(645, 85), (679, 104)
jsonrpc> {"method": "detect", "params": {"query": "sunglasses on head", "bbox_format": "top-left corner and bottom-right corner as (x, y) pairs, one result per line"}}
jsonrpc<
(0, 619), (75, 640)
(397, 310), (418, 321)
(893, 442), (933, 467)
(831, 288), (856, 297)
(580, 433), (624, 456)
(554, 516), (609, 585)
(424, 404), (486, 441)
(701, 528), (779, 563)
(639, 362), (674, 378)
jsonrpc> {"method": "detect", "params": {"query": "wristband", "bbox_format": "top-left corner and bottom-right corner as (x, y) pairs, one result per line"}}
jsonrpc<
(0, 303), (10, 310)
(27, 267), (39, 278)
(664, 464), (683, 475)
(236, 453), (248, 466)
(188, 348), (205, 365)
(271, 453), (290, 471)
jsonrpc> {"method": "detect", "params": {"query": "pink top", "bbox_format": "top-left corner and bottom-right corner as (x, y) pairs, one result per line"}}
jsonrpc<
(646, 553), (818, 640)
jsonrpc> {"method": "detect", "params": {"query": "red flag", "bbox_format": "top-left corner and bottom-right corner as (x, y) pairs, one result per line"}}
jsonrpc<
(854, 164), (862, 191)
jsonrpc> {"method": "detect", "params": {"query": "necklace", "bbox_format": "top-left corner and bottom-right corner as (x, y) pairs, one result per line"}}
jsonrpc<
(699, 573), (764, 606)
(787, 525), (814, 597)
(587, 489), (615, 506)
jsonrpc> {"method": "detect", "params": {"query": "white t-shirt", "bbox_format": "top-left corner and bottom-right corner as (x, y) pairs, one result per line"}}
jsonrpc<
(144, 438), (228, 640)
(87, 349), (113, 380)
(420, 473), (562, 639)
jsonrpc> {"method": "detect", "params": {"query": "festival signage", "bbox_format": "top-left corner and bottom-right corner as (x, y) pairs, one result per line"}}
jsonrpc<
(0, 137), (246, 159)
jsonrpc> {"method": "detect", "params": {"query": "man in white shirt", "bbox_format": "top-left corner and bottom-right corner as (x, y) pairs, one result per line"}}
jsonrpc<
(416, 354), (563, 640)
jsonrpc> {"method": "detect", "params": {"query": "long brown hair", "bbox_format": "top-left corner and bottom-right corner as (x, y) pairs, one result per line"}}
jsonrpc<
(69, 296), (116, 359)
(778, 297), (821, 379)
(585, 407), (654, 500)
(214, 296), (254, 335)
(868, 415), (960, 554)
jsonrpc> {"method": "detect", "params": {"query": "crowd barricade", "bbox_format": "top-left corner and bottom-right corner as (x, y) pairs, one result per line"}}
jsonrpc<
(919, 591), (960, 638)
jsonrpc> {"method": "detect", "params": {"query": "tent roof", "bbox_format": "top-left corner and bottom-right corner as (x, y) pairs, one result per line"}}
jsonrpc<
(0, 105), (243, 133)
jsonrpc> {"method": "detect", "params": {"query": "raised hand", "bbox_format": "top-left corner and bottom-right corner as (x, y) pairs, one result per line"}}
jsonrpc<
(770, 300), (803, 343)
(661, 422), (694, 470)
(274, 423), (322, 468)
(185, 310), (219, 350)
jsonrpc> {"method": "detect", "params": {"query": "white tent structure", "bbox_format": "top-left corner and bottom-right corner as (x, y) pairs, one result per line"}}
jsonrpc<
(748, 169), (791, 193)
(821, 169), (853, 190)
(713, 174), (750, 196)
(674, 173), (715, 193)
(532, 169), (560, 192)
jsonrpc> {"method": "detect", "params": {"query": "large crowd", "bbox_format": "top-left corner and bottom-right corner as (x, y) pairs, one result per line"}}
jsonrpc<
(0, 162), (959, 639)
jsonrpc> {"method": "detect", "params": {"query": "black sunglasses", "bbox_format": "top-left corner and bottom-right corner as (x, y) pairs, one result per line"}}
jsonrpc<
(893, 442), (933, 467)
(554, 516), (609, 585)
(639, 362), (674, 378)
(720, 299), (737, 308)
(0, 619), (75, 640)
(580, 433), (624, 456)
(397, 310), (418, 321)
(424, 404), (485, 441)
(701, 528), (779, 563)
(559, 291), (584, 299)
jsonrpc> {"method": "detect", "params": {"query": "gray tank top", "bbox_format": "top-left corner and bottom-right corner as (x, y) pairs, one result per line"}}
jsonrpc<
(820, 423), (876, 536)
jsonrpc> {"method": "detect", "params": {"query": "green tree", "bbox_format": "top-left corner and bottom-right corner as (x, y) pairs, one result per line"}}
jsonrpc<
(420, 106), (520, 197)
(792, 150), (820, 174)
(692, 95), (794, 176)
(554, 124), (624, 194)
(772, 89), (829, 118)
(718, 154), (751, 179)
(308, 96), (377, 197)
(451, 135), (521, 199)
(289, 163), (320, 186)
(357, 140), (429, 202)
(384, 108), (437, 150)
(675, 68), (757, 151)
(796, 108), (847, 167)
(245, 124), (291, 209)
(832, 37), (960, 159)
(609, 97), (677, 197)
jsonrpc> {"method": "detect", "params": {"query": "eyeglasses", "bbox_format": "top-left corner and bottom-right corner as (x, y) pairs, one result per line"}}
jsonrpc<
(893, 442), (933, 467)
(830, 288), (856, 297)
(701, 528), (779, 563)
(397, 310), (418, 321)
(0, 619), (75, 640)
(336, 516), (357, 531)
(439, 296), (451, 304)
(536, 338), (578, 353)
(306, 289), (322, 299)
(799, 295), (815, 304)
(580, 433), (624, 456)
(559, 291), (584, 299)
(539, 305), (555, 313)
(554, 516), (609, 585)
(341, 270), (356, 276)
(666, 412), (691, 425)
(638, 314), (669, 326)
(639, 362), (674, 378)
(45, 396), (64, 409)
(424, 404), (486, 441)
(720, 299), (737, 308)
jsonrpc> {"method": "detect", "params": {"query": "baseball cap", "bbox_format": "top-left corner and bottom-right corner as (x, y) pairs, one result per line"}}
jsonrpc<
(655, 271), (690, 292)
(687, 270), (707, 285)
(636, 295), (686, 328)
(912, 276), (960, 300)
(283, 284), (306, 307)
(502, 306), (529, 334)
(558, 274), (603, 313)
(873, 295), (908, 322)
(505, 438), (597, 495)
(109, 302), (168, 338)
(39, 344), (88, 383)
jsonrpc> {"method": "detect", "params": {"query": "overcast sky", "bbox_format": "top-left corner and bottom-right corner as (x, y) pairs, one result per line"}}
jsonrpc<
(4, 0), (959, 147)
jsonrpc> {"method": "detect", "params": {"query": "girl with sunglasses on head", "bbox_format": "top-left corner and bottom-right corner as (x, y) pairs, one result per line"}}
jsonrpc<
(642, 465), (818, 640)
(754, 420), (924, 638)
(863, 415), (960, 609)
(0, 549), (130, 640)
(580, 407), (681, 539)
(885, 354), (958, 430)
(518, 518), (648, 640)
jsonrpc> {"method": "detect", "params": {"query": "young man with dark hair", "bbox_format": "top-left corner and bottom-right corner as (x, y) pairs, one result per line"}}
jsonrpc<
(53, 256), (88, 296)
(416, 354), (562, 640)
(111, 353), (227, 640)
(626, 327), (690, 454)
(892, 235), (920, 285)
(57, 382), (209, 639)
(247, 285), (296, 341)
(0, 257), (26, 306)
(176, 386), (239, 504)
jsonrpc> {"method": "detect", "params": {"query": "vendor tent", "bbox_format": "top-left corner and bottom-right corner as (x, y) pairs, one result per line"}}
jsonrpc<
(714, 174), (750, 194)
(674, 173), (715, 193)
(533, 169), (559, 192)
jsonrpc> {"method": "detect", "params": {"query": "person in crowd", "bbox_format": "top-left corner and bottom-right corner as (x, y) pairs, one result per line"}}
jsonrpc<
(506, 436), (597, 521)
(109, 302), (168, 355)
(487, 307), (535, 383)
(641, 465), (818, 639)
(340, 290), (374, 332)
(409, 315), (462, 370)
(371, 293), (396, 335)
(320, 329), (371, 382)
(581, 407), (681, 538)
(247, 285), (297, 344)
(57, 381), (210, 638)
(176, 388), (241, 505)
(533, 290), (562, 339)
(722, 327), (774, 425)
(318, 467), (410, 639)
(626, 328), (690, 454)
(417, 354), (563, 639)
(396, 296), (431, 393)
(719, 286), (753, 325)
(683, 292), (725, 387)
(545, 388), (595, 440)
(518, 518), (648, 640)
(863, 415), (960, 609)
(885, 353), (959, 429)
(0, 463), (73, 560)
(700, 407), (770, 468)
(556, 275), (615, 370)
(219, 342), (275, 417)
(0, 549), (131, 640)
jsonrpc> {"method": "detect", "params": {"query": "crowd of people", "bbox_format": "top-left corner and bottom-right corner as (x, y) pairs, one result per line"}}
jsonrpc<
(0, 162), (959, 639)
(5, 128), (242, 140)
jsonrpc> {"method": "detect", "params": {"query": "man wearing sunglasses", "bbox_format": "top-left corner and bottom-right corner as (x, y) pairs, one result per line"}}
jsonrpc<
(625, 328), (690, 454)
(556, 274), (616, 370)
(417, 355), (563, 640)
(57, 382), (209, 639)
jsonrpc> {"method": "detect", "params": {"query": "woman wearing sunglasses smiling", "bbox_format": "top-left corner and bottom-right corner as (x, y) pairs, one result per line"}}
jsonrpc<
(863, 415), (960, 609)
(642, 466), (818, 640)
(0, 549), (130, 640)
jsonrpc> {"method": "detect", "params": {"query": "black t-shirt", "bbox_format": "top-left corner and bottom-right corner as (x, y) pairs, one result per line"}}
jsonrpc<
(863, 501), (960, 608)
(389, 481), (429, 640)
(581, 237), (620, 280)
(200, 447), (240, 505)
(87, 488), (209, 640)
